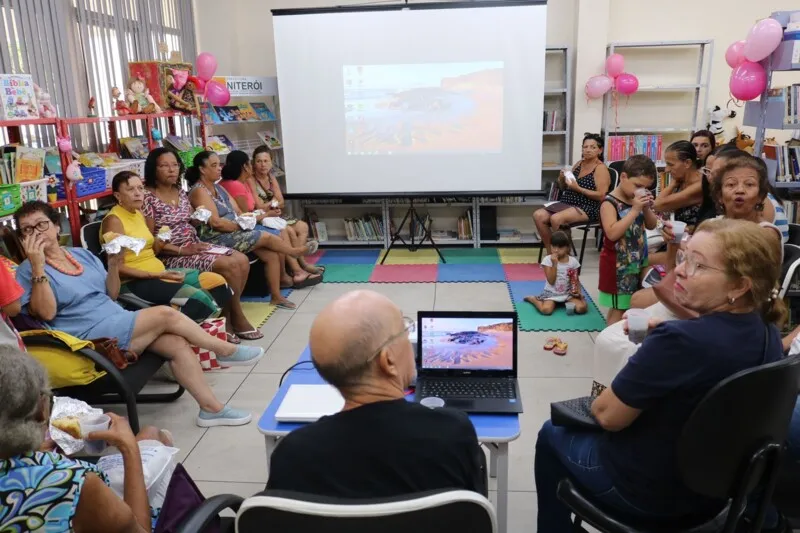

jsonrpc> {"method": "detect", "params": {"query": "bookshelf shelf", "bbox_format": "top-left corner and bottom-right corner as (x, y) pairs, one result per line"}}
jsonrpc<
(0, 118), (58, 127)
(545, 88), (567, 95)
(202, 119), (277, 127)
(320, 240), (385, 246)
(636, 84), (705, 92)
(543, 131), (567, 136)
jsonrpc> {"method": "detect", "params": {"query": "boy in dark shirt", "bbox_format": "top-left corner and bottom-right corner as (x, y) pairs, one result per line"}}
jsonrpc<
(264, 290), (487, 497)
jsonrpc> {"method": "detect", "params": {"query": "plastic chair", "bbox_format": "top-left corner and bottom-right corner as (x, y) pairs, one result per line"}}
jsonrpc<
(780, 243), (800, 299)
(788, 223), (800, 246)
(556, 354), (800, 533)
(176, 489), (496, 533)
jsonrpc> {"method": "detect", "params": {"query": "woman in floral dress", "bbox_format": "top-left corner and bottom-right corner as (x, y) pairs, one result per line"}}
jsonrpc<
(142, 148), (262, 340)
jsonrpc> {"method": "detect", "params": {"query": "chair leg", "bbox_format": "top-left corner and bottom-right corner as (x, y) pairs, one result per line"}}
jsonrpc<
(579, 228), (589, 265)
(136, 386), (186, 404)
(538, 244), (544, 262)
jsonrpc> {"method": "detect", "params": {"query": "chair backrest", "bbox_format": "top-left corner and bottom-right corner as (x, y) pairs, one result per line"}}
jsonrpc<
(789, 223), (800, 246)
(607, 159), (657, 193)
(677, 354), (800, 499)
(81, 221), (103, 258)
(780, 243), (800, 298)
(236, 490), (497, 533)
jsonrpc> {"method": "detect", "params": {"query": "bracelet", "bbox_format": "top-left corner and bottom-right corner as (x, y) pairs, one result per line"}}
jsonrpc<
(178, 246), (183, 256)
(31, 275), (48, 284)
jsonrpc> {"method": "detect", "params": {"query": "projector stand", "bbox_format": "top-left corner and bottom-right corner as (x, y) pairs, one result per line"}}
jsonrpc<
(381, 199), (446, 264)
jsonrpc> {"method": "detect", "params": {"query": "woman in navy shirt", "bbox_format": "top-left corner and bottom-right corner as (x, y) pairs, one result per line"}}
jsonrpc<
(535, 217), (785, 531)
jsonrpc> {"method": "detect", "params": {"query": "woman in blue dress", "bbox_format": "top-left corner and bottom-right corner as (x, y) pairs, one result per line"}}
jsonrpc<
(13, 201), (263, 427)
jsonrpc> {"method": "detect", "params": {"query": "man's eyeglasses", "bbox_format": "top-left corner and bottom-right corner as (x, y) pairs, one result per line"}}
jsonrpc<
(676, 250), (725, 277)
(365, 316), (415, 365)
(20, 220), (51, 236)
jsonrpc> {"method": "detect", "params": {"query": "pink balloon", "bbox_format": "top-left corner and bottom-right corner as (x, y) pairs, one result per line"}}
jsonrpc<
(615, 73), (639, 96)
(585, 75), (613, 99)
(725, 40), (747, 68)
(196, 52), (218, 82)
(744, 18), (783, 62)
(605, 54), (625, 78)
(205, 80), (230, 106)
(729, 61), (767, 101)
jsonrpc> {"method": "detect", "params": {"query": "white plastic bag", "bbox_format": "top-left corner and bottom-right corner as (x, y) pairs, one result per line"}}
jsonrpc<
(97, 442), (180, 509)
(261, 217), (287, 231)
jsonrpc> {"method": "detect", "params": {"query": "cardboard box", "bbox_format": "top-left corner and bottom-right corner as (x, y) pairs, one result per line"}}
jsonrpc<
(127, 61), (193, 109)
(0, 74), (39, 120)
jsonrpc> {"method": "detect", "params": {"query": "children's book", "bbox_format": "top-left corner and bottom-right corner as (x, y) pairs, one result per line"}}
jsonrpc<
(14, 146), (46, 183)
(206, 135), (235, 155)
(250, 102), (276, 121)
(215, 105), (240, 122)
(78, 152), (105, 167)
(200, 101), (220, 125)
(257, 130), (282, 150)
(164, 135), (194, 152)
(120, 137), (149, 159)
(44, 150), (62, 175)
(236, 103), (259, 121)
(0, 74), (39, 120)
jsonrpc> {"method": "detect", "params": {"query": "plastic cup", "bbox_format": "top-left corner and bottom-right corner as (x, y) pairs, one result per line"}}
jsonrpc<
(626, 309), (650, 344)
(634, 188), (648, 199)
(670, 221), (687, 243)
(420, 396), (445, 409)
(565, 302), (576, 315)
(79, 414), (110, 454)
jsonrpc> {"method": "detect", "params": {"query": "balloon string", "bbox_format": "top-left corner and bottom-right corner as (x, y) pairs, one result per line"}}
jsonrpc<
(613, 89), (620, 132)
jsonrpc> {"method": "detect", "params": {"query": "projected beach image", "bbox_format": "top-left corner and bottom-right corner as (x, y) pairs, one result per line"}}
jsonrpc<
(343, 62), (504, 154)
(421, 318), (513, 370)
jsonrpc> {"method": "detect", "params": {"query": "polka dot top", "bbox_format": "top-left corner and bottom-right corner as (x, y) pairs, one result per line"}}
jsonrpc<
(559, 163), (603, 221)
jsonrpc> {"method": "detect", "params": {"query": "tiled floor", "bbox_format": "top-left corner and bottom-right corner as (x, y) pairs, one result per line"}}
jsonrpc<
(111, 248), (607, 531)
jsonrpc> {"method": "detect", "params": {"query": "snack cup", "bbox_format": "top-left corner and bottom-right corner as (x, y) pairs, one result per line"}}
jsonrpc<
(626, 309), (649, 344)
(634, 188), (648, 199)
(565, 302), (576, 315)
(670, 221), (687, 243)
(79, 414), (110, 454)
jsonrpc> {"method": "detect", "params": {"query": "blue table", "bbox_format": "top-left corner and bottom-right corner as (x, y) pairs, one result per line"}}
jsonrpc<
(258, 346), (521, 533)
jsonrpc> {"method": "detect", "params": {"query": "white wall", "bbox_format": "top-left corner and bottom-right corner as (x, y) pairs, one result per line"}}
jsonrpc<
(194, 0), (578, 77)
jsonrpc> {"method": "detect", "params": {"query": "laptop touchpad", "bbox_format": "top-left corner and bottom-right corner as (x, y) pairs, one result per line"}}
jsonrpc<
(445, 399), (474, 409)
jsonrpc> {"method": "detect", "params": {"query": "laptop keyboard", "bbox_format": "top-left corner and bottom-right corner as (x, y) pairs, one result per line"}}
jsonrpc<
(417, 379), (516, 399)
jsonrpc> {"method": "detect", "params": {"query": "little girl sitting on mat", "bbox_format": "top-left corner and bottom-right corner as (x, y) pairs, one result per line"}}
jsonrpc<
(524, 229), (587, 316)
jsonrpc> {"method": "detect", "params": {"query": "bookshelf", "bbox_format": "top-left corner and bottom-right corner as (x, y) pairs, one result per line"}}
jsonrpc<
(601, 40), (713, 167)
(748, 10), (800, 189)
(299, 46), (573, 249)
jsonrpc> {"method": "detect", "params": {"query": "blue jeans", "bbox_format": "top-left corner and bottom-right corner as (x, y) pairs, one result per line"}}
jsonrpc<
(535, 420), (654, 533)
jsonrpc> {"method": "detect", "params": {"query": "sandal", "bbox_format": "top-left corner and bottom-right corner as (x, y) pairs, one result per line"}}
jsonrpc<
(225, 333), (241, 344)
(544, 337), (559, 351)
(235, 329), (264, 341)
(293, 273), (322, 289)
(553, 340), (568, 356)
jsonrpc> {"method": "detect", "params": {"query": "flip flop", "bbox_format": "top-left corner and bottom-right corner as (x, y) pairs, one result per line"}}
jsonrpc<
(293, 274), (322, 289)
(273, 300), (297, 310)
(543, 337), (559, 351)
(225, 333), (241, 344)
(235, 329), (264, 341)
(553, 340), (568, 356)
(305, 264), (325, 274)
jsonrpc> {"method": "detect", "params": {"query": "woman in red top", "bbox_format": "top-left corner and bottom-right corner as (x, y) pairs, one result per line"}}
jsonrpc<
(0, 258), (25, 350)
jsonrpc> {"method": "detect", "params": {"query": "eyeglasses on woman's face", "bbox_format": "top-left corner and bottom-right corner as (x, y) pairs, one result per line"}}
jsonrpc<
(676, 250), (725, 278)
(19, 220), (52, 236)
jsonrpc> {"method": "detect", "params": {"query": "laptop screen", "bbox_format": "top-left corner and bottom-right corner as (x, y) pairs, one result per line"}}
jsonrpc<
(419, 315), (515, 371)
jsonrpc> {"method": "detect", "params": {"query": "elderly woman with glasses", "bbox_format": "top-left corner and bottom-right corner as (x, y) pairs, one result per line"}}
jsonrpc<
(0, 346), (175, 532)
(535, 218), (785, 532)
(13, 201), (264, 427)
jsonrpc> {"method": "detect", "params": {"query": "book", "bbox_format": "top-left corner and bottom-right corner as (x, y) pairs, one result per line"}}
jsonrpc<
(314, 221), (328, 242)
(200, 101), (220, 124)
(44, 150), (62, 175)
(236, 103), (259, 121)
(215, 105), (240, 122)
(257, 130), (282, 149)
(250, 102), (276, 121)
(0, 74), (39, 120)
(78, 152), (105, 167)
(164, 135), (194, 152)
(206, 135), (235, 155)
(14, 147), (45, 183)
(120, 137), (149, 158)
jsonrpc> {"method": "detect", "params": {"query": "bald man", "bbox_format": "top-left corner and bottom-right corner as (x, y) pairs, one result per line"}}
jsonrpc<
(264, 290), (487, 498)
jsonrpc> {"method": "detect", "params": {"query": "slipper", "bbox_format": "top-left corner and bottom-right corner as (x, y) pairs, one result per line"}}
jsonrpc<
(543, 337), (559, 351)
(293, 274), (322, 289)
(225, 333), (241, 344)
(235, 329), (264, 341)
(553, 340), (568, 356)
(273, 300), (297, 310)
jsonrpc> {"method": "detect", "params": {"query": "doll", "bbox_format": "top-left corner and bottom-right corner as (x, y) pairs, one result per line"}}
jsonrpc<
(167, 74), (199, 114)
(111, 87), (131, 116)
(34, 84), (57, 118)
(125, 76), (162, 114)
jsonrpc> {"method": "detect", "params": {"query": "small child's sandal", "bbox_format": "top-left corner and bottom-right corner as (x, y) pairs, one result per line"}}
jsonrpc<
(553, 340), (568, 356)
(544, 337), (559, 351)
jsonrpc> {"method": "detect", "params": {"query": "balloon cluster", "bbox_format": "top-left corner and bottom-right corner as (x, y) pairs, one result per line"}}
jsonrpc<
(585, 54), (639, 100)
(726, 18), (783, 101)
(196, 52), (231, 106)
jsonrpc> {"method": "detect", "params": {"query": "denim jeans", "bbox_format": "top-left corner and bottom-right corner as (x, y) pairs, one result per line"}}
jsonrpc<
(535, 420), (654, 533)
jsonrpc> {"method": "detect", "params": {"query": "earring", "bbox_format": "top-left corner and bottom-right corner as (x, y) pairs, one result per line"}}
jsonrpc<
(756, 202), (764, 212)
(728, 296), (736, 304)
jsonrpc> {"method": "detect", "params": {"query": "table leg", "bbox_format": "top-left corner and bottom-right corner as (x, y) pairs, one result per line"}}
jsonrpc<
(264, 435), (278, 477)
(489, 443), (498, 478)
(495, 443), (510, 533)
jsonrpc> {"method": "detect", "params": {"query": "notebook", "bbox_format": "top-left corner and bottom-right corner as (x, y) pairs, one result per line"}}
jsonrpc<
(275, 384), (345, 422)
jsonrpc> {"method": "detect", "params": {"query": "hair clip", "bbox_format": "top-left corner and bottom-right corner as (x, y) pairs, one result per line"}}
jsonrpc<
(767, 288), (780, 302)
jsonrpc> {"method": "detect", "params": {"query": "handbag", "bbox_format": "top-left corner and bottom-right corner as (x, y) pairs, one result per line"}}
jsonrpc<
(154, 463), (221, 533)
(90, 337), (139, 370)
(191, 318), (227, 371)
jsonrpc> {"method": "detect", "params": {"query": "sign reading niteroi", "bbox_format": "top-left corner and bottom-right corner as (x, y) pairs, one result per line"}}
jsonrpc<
(212, 76), (278, 97)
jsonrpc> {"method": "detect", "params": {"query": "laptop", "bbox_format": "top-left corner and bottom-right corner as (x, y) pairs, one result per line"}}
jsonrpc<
(413, 311), (522, 414)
